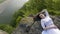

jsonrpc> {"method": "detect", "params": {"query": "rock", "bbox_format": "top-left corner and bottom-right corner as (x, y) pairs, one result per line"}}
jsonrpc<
(12, 16), (60, 34)
(0, 30), (8, 34)
(12, 17), (42, 34)
(51, 16), (60, 29)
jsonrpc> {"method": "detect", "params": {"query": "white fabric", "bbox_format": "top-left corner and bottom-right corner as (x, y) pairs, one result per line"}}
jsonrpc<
(42, 29), (60, 34)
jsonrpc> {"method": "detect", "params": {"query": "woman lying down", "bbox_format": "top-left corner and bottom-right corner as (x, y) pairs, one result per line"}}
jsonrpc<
(38, 9), (60, 34)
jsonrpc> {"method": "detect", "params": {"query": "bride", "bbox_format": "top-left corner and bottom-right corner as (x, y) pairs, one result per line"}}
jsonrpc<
(39, 9), (60, 34)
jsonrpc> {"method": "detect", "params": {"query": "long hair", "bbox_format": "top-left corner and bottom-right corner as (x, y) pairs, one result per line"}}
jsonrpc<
(33, 14), (41, 21)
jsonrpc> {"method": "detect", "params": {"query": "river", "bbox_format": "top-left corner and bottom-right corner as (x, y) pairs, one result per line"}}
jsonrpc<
(0, 0), (28, 24)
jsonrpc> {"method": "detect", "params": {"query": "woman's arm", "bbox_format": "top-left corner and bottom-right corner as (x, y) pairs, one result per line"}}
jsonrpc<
(41, 19), (56, 30)
(41, 9), (49, 17)
(44, 24), (57, 30)
(41, 22), (56, 30)
(41, 20), (46, 30)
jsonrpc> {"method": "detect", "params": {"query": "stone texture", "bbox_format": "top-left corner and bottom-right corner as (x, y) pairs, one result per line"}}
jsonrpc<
(0, 30), (8, 34)
(12, 16), (60, 34)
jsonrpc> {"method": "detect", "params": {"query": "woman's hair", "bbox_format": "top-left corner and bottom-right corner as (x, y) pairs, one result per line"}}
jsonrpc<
(40, 12), (46, 16)
(33, 9), (47, 21)
(34, 13), (41, 21)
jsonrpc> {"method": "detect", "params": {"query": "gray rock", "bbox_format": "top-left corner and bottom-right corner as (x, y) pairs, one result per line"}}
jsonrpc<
(12, 16), (60, 34)
(0, 30), (8, 34)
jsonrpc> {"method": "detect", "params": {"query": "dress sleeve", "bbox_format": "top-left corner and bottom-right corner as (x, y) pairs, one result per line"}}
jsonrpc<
(41, 20), (45, 29)
(41, 9), (49, 17)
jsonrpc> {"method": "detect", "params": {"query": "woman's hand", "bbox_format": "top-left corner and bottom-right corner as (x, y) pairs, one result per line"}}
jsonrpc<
(43, 27), (50, 30)
(43, 25), (57, 30)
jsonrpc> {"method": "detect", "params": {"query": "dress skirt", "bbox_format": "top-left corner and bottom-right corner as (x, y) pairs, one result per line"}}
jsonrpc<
(42, 28), (60, 34)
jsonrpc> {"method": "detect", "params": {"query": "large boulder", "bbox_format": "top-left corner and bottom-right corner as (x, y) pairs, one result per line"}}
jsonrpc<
(12, 16), (60, 34)
(0, 30), (8, 34)
(51, 16), (60, 29)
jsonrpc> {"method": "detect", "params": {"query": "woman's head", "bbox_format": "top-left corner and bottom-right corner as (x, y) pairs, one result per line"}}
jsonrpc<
(39, 9), (47, 19)
(34, 13), (45, 21)
(39, 13), (46, 19)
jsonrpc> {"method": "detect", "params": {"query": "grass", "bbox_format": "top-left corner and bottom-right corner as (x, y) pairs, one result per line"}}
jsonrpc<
(48, 9), (60, 16)
(0, 0), (6, 3)
(0, 24), (15, 34)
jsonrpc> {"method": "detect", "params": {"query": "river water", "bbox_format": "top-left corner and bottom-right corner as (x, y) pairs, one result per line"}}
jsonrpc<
(0, 0), (28, 24)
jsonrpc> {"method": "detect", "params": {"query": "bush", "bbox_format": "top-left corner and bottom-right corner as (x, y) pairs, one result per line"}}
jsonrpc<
(0, 24), (14, 34)
(48, 9), (60, 16)
(11, 0), (60, 31)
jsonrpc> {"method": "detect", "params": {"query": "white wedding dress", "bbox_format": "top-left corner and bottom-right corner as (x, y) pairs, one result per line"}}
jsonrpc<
(41, 9), (60, 34)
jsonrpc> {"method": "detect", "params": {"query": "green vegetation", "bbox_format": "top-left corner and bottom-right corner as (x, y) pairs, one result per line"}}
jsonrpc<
(0, 0), (60, 34)
(0, 24), (14, 34)
(10, 0), (60, 28)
